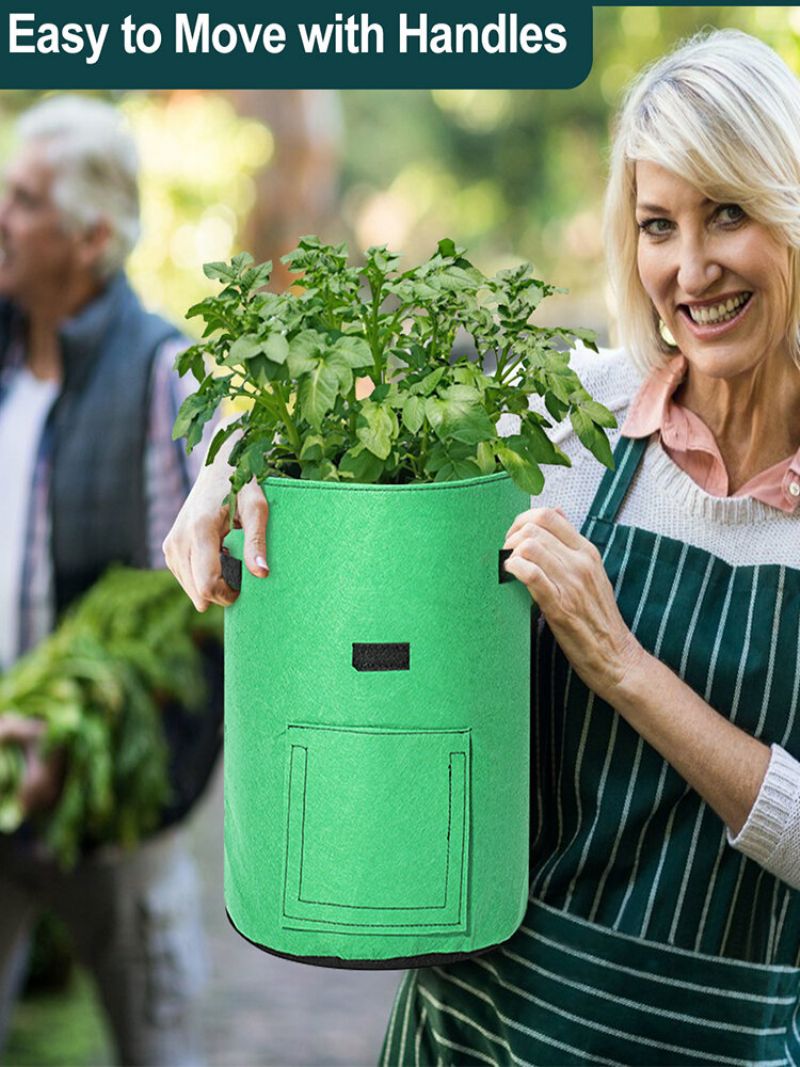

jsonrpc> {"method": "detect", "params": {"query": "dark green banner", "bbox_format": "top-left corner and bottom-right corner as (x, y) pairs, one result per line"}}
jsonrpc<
(0, 3), (593, 89)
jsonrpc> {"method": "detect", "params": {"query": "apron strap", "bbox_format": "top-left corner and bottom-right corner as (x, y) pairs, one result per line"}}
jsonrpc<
(580, 435), (648, 541)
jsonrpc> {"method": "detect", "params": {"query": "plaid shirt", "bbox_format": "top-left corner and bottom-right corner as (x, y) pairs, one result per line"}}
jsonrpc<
(1, 328), (206, 665)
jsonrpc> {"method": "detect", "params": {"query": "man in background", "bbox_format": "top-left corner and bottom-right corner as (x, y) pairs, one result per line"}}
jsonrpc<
(0, 94), (216, 1065)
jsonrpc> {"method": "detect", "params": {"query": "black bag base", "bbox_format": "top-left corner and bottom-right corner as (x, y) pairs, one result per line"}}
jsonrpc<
(226, 910), (505, 971)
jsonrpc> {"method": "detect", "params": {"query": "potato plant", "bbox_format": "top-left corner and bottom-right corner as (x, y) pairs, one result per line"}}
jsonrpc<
(173, 237), (616, 510)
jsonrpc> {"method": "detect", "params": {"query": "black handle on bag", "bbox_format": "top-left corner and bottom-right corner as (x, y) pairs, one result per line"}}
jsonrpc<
(498, 548), (514, 584)
(220, 551), (242, 592)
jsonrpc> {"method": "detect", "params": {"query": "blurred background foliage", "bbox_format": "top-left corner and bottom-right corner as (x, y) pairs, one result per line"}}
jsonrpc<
(0, 8), (797, 346)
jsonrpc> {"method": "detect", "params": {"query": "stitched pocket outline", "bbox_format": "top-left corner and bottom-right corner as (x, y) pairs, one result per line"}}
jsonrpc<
(281, 724), (471, 935)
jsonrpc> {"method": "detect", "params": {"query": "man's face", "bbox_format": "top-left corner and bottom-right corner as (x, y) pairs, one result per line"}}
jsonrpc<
(0, 142), (84, 308)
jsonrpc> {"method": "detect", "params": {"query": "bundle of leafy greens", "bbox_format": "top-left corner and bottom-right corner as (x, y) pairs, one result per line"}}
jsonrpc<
(173, 237), (616, 510)
(0, 568), (222, 869)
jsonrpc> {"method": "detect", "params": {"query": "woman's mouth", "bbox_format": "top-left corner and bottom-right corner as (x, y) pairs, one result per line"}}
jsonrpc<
(678, 292), (753, 337)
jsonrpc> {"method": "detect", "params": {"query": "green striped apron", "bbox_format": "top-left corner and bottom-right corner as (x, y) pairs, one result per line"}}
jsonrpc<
(381, 435), (800, 1066)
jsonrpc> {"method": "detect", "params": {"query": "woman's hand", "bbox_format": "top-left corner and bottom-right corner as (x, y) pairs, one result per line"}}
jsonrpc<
(163, 460), (270, 613)
(0, 715), (64, 816)
(503, 507), (645, 703)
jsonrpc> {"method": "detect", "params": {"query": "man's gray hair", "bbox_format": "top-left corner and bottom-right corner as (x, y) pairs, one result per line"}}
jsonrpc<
(18, 95), (140, 279)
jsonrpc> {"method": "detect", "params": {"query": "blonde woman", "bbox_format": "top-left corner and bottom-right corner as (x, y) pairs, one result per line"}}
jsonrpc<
(378, 29), (800, 1064)
(164, 28), (800, 1064)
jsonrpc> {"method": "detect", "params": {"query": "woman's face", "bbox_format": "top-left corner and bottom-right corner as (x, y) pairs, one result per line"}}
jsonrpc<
(635, 160), (793, 381)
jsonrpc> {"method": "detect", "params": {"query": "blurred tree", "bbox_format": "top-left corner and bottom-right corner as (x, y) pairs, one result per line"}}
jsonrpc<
(228, 91), (342, 291)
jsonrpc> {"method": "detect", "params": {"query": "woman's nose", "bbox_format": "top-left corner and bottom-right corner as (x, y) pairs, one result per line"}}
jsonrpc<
(676, 237), (723, 297)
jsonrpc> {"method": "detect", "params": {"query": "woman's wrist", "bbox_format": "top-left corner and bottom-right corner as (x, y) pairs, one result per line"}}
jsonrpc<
(594, 635), (651, 710)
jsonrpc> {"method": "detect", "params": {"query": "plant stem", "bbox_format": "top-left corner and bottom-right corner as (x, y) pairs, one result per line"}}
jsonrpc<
(273, 389), (302, 453)
(418, 424), (430, 472)
(368, 272), (384, 381)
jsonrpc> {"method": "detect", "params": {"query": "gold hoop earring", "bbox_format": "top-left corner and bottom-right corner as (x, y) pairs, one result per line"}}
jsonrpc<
(659, 319), (678, 349)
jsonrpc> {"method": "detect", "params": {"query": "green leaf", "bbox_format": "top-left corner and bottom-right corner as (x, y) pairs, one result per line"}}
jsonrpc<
(579, 399), (618, 430)
(249, 353), (283, 387)
(475, 440), (497, 474)
(287, 330), (324, 376)
(332, 335), (373, 369)
(299, 435), (325, 461)
(570, 409), (615, 470)
(544, 392), (570, 423)
(172, 392), (216, 451)
(433, 458), (482, 482)
(231, 251), (255, 275)
(357, 401), (397, 460)
(570, 327), (599, 352)
(426, 385), (494, 445)
(298, 363), (341, 429)
(263, 333), (289, 364)
(424, 397), (447, 434)
(326, 353), (354, 396)
(225, 334), (264, 366)
(519, 420), (571, 467)
(301, 459), (339, 481)
(440, 383), (481, 404)
(241, 262), (272, 291)
(175, 345), (206, 383)
(445, 407), (496, 445)
(203, 261), (237, 282)
(413, 368), (446, 396)
(496, 445), (545, 495)
(402, 395), (426, 434)
(339, 443), (385, 483)
(424, 438), (474, 473)
(206, 420), (243, 465)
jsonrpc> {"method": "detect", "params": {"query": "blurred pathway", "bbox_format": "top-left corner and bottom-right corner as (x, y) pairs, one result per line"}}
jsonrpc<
(188, 766), (401, 1067)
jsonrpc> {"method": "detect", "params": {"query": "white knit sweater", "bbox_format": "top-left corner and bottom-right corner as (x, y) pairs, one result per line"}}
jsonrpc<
(499, 345), (800, 891)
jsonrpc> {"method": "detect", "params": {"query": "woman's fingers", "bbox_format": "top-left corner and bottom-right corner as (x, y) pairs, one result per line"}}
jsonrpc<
(164, 510), (212, 612)
(238, 479), (270, 578)
(503, 552), (559, 606)
(505, 506), (582, 551)
(190, 517), (239, 611)
(502, 505), (608, 621)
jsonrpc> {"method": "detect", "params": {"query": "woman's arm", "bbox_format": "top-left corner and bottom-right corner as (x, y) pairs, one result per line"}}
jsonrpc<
(607, 645), (771, 836)
(502, 505), (796, 879)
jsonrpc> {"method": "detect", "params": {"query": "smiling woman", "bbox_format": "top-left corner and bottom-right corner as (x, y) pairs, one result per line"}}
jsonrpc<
(379, 28), (800, 1065)
(162, 26), (800, 1066)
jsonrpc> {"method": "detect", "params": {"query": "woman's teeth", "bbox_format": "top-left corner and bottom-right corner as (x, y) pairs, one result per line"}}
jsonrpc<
(686, 293), (751, 325)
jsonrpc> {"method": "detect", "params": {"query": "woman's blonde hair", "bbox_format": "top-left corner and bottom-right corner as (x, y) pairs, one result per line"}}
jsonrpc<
(604, 28), (800, 374)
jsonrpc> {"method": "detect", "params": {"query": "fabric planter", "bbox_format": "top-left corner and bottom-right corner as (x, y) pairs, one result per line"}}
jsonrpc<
(222, 470), (532, 968)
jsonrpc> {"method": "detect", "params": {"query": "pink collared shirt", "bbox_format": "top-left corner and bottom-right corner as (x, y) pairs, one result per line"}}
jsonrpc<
(620, 354), (800, 513)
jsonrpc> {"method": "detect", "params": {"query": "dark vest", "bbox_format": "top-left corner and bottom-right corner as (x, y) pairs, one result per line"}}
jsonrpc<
(0, 273), (180, 611)
(0, 276), (221, 828)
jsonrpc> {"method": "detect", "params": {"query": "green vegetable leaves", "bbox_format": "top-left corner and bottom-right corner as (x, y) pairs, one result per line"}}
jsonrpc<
(174, 238), (616, 495)
(0, 568), (223, 869)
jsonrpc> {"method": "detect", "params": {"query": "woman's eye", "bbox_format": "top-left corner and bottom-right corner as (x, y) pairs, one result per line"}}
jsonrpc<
(716, 203), (747, 226)
(638, 217), (673, 237)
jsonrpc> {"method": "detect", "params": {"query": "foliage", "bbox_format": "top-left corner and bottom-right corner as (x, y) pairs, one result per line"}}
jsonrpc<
(0, 568), (223, 869)
(174, 237), (616, 503)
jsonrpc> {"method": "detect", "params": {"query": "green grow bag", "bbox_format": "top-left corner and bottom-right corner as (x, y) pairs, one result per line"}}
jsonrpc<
(223, 471), (531, 968)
